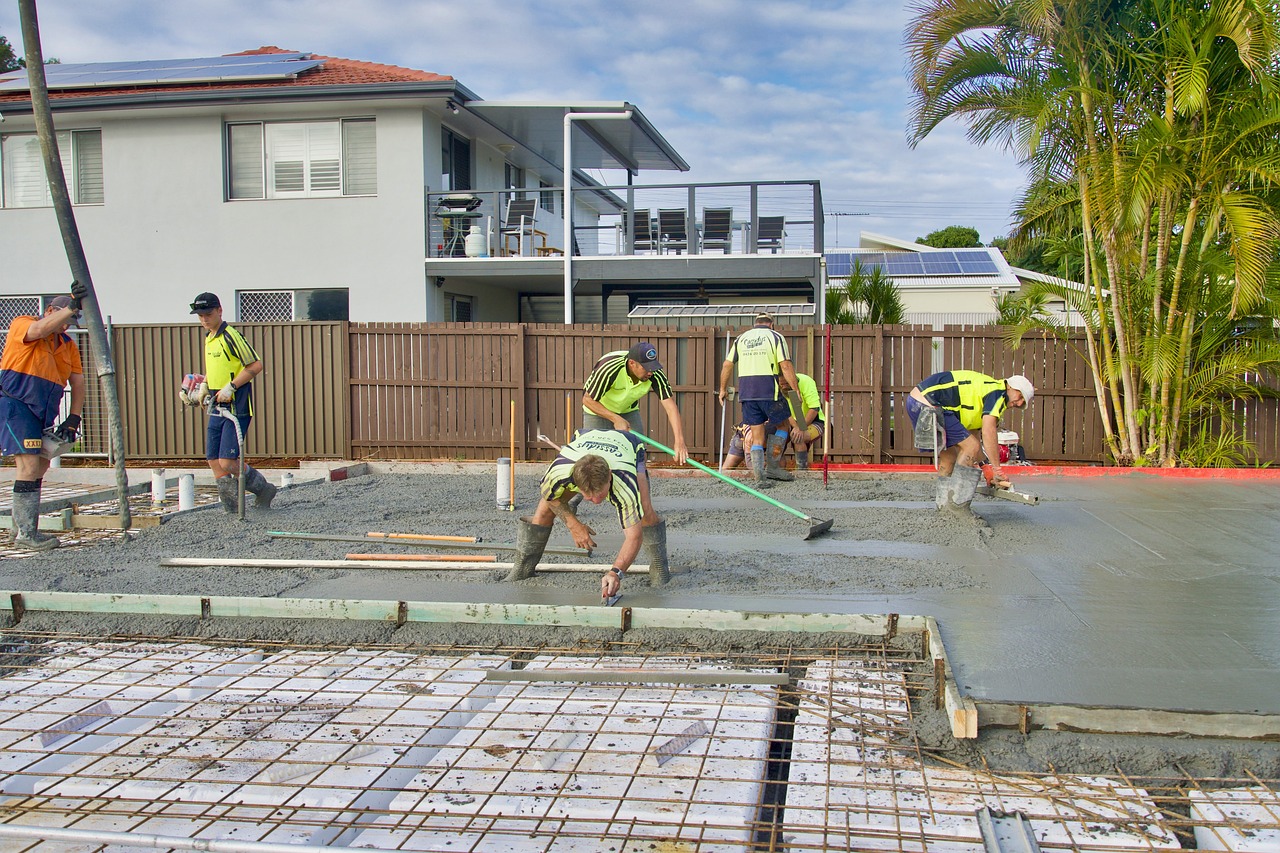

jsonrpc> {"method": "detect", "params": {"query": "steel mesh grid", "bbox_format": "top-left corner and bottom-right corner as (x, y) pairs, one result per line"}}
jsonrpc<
(0, 631), (1272, 852)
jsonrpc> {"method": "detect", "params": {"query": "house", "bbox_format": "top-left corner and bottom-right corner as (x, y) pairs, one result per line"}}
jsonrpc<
(824, 231), (1082, 327)
(0, 48), (825, 328)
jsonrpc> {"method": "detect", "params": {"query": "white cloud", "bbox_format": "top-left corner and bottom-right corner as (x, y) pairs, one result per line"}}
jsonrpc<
(0, 0), (1026, 243)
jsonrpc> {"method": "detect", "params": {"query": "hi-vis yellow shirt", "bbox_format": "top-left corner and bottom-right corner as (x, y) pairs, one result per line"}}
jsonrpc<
(204, 322), (259, 418)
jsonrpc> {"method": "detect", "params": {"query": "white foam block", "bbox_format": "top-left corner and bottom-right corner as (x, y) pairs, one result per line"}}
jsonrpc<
(1191, 787), (1280, 851)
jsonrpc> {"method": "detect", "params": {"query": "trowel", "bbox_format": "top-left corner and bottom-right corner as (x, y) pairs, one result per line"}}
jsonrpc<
(976, 483), (1040, 505)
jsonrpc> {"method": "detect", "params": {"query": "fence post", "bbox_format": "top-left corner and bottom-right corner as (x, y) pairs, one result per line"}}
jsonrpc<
(872, 325), (885, 463)
(514, 323), (527, 461)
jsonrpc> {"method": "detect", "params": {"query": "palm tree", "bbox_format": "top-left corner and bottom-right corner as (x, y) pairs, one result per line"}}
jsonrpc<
(905, 0), (1280, 466)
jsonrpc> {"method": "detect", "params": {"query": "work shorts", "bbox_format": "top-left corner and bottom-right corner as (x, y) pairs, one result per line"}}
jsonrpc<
(207, 413), (251, 461)
(0, 397), (48, 456)
(906, 396), (970, 449)
(727, 400), (791, 454)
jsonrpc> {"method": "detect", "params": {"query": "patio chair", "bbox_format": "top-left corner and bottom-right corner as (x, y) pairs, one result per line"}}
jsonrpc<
(701, 207), (733, 253)
(626, 209), (656, 254)
(658, 208), (689, 254)
(757, 216), (786, 253)
(500, 197), (540, 256)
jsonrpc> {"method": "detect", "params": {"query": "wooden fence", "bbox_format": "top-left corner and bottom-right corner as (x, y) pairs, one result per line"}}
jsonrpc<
(78, 322), (1279, 466)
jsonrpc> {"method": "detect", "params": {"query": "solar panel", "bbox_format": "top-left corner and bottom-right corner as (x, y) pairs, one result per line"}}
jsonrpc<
(824, 254), (851, 277)
(825, 249), (1000, 278)
(0, 53), (322, 92)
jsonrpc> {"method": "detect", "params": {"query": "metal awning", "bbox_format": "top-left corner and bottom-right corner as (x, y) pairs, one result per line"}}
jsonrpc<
(467, 102), (689, 173)
(629, 303), (817, 319)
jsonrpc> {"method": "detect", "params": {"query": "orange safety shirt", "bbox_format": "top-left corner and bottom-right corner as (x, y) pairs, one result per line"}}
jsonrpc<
(0, 316), (83, 425)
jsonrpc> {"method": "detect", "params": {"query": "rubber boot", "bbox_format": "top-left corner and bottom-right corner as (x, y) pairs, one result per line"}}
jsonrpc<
(934, 475), (953, 509)
(244, 466), (278, 509)
(948, 466), (982, 509)
(505, 516), (552, 581)
(216, 475), (239, 513)
(749, 447), (773, 490)
(643, 519), (671, 586)
(10, 488), (58, 552)
(764, 435), (795, 481)
(795, 450), (810, 470)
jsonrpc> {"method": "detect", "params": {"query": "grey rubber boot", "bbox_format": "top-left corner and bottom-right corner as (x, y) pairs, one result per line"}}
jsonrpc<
(10, 490), (58, 552)
(749, 447), (773, 490)
(948, 466), (982, 509)
(244, 467), (278, 509)
(505, 516), (552, 581)
(795, 450), (810, 470)
(765, 435), (795, 481)
(934, 475), (953, 509)
(643, 518), (671, 586)
(216, 475), (239, 513)
(913, 405), (939, 450)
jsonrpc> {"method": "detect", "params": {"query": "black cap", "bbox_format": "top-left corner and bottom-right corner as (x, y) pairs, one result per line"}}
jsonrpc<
(190, 292), (221, 314)
(626, 342), (663, 372)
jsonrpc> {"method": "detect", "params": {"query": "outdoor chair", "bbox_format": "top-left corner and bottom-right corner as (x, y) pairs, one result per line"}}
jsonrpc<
(500, 197), (541, 256)
(701, 207), (734, 253)
(658, 208), (689, 254)
(756, 216), (786, 253)
(626, 209), (656, 254)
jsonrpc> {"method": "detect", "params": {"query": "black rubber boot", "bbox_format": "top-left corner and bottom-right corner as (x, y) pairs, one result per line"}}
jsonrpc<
(795, 450), (810, 470)
(643, 518), (671, 586)
(216, 475), (239, 513)
(765, 435), (795, 481)
(749, 447), (773, 490)
(10, 486), (58, 552)
(244, 467), (278, 509)
(505, 516), (552, 581)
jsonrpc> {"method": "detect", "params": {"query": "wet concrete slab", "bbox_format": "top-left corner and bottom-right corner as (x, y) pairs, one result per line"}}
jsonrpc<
(291, 472), (1280, 716)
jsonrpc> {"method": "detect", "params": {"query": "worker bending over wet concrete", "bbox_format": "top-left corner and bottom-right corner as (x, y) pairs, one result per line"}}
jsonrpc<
(507, 429), (670, 599)
(775, 371), (824, 470)
(906, 371), (1033, 510)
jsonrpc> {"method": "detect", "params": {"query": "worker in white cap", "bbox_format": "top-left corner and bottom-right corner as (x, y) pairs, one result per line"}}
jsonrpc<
(906, 371), (1033, 509)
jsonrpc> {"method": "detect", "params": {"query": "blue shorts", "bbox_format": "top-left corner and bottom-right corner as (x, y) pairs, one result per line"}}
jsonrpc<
(728, 401), (791, 454)
(0, 396), (48, 456)
(741, 398), (789, 428)
(207, 414), (251, 460)
(906, 396), (971, 449)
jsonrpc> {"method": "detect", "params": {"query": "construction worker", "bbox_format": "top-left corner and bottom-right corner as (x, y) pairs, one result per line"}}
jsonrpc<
(775, 371), (825, 470)
(720, 400), (790, 473)
(190, 292), (276, 512)
(718, 312), (802, 488)
(506, 429), (669, 599)
(1, 284), (88, 550)
(906, 370), (1033, 509)
(581, 341), (688, 463)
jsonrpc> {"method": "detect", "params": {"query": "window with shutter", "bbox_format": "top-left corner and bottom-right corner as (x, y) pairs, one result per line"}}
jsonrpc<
(229, 119), (376, 200)
(0, 129), (103, 208)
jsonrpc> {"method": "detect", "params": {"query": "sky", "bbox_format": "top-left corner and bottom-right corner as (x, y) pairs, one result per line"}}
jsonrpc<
(1, 0), (1028, 248)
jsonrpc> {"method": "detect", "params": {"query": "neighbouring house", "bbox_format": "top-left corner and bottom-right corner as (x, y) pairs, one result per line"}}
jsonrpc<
(824, 231), (1082, 328)
(0, 48), (825, 328)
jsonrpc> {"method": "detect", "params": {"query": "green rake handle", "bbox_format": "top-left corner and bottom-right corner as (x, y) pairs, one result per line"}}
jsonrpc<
(632, 431), (819, 524)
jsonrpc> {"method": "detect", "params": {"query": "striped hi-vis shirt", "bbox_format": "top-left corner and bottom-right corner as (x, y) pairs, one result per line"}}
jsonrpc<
(204, 322), (260, 418)
(916, 370), (1008, 431)
(727, 326), (789, 401)
(540, 429), (645, 529)
(582, 350), (674, 415)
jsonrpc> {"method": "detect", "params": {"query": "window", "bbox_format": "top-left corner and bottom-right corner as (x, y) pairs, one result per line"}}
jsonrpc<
(227, 119), (375, 200)
(237, 288), (349, 321)
(448, 294), (473, 322)
(441, 127), (471, 192)
(1, 129), (103, 208)
(539, 179), (555, 214)
(505, 163), (525, 201)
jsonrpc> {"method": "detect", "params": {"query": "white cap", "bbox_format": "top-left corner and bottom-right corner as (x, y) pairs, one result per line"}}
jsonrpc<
(1006, 374), (1034, 403)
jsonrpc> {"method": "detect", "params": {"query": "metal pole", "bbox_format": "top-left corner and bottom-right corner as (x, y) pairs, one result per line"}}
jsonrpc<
(19, 0), (131, 529)
(563, 109), (632, 323)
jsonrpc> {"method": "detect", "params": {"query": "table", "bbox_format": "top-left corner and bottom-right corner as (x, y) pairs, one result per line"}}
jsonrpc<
(435, 210), (483, 257)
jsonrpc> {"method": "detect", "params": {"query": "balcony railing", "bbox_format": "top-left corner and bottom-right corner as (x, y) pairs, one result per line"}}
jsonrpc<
(426, 180), (822, 259)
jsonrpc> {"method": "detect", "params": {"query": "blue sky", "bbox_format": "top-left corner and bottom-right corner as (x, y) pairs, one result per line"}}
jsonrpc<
(2, 0), (1026, 246)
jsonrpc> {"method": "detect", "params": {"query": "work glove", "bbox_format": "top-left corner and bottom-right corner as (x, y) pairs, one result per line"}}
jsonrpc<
(216, 382), (236, 404)
(52, 414), (81, 443)
(69, 279), (88, 311)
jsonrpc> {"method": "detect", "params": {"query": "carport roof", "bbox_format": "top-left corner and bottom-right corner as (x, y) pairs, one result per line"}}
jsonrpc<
(629, 303), (816, 319)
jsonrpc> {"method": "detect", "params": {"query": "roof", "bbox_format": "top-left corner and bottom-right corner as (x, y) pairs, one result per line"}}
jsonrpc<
(0, 47), (454, 105)
(629, 303), (816, 319)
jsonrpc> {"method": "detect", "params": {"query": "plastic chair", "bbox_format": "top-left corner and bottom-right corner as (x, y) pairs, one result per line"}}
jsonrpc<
(701, 207), (733, 253)
(500, 197), (539, 256)
(756, 216), (786, 253)
(626, 209), (656, 254)
(658, 209), (689, 254)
